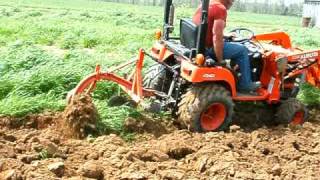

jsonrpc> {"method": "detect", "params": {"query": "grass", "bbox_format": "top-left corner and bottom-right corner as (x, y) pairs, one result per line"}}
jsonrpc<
(0, 0), (319, 135)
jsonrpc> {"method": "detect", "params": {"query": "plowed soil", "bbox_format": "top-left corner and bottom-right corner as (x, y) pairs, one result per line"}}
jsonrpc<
(0, 99), (320, 179)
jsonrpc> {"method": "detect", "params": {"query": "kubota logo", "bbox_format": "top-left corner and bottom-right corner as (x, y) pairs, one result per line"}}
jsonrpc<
(293, 52), (318, 60)
(203, 74), (216, 78)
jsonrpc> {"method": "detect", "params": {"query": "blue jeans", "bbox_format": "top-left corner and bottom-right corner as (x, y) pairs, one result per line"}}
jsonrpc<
(206, 42), (252, 90)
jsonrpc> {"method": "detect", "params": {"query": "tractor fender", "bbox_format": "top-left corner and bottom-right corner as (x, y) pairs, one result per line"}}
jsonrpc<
(180, 60), (237, 97)
(150, 42), (174, 62)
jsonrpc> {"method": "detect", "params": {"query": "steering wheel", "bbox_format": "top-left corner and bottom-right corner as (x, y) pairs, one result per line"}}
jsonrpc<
(228, 28), (255, 42)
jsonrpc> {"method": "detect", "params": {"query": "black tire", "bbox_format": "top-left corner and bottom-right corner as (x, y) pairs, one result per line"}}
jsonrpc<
(143, 64), (172, 92)
(177, 84), (234, 132)
(275, 98), (308, 125)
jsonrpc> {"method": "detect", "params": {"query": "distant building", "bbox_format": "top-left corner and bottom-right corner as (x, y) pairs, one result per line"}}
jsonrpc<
(303, 0), (320, 27)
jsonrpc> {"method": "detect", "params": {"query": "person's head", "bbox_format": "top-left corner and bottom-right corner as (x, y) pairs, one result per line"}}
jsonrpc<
(217, 0), (234, 10)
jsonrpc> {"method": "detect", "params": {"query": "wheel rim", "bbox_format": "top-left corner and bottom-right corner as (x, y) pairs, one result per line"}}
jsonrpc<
(291, 111), (304, 125)
(200, 103), (226, 131)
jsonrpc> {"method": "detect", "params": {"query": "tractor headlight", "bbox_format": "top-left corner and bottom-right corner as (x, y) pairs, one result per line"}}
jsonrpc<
(155, 30), (162, 40)
(195, 54), (205, 66)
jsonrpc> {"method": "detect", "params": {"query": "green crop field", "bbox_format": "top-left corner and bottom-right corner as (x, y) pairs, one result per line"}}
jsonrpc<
(0, 0), (319, 136)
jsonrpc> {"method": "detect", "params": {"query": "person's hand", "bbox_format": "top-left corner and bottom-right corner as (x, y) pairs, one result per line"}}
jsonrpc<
(204, 58), (226, 67)
(224, 32), (237, 41)
(214, 60), (227, 67)
(225, 32), (237, 37)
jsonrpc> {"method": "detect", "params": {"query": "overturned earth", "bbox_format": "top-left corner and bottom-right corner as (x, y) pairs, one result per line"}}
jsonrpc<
(0, 98), (320, 179)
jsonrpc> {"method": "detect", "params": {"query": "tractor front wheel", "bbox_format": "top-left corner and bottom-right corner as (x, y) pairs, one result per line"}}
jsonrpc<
(275, 98), (308, 125)
(177, 84), (234, 132)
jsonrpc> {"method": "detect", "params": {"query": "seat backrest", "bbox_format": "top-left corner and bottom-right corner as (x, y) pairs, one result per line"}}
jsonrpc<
(180, 18), (198, 49)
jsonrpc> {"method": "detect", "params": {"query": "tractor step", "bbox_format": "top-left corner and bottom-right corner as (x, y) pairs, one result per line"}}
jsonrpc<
(236, 92), (259, 96)
(233, 89), (269, 101)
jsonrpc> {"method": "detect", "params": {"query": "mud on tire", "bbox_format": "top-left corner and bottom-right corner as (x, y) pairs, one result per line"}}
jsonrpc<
(275, 98), (308, 125)
(177, 84), (234, 132)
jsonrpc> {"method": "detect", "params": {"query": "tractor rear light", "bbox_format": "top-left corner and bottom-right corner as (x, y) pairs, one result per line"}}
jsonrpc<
(155, 30), (162, 40)
(195, 54), (205, 66)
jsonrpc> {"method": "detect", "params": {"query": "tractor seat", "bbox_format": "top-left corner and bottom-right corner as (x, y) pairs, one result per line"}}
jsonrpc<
(180, 18), (198, 49)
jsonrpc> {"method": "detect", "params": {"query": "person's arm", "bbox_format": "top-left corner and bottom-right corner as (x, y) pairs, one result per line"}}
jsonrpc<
(213, 19), (225, 63)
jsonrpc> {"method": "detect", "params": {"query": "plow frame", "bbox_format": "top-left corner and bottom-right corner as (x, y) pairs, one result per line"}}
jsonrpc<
(68, 49), (156, 104)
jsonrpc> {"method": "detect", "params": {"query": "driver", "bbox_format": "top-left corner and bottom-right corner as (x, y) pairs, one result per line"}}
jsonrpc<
(193, 0), (259, 93)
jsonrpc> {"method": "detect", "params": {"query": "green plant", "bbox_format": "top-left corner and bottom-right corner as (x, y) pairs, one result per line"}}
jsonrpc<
(12, 7), (21, 13)
(80, 11), (91, 18)
(27, 11), (42, 17)
(82, 33), (99, 48)
(60, 33), (78, 49)
(298, 84), (320, 105)
(0, 80), (14, 100)
(120, 132), (136, 142)
(1, 9), (11, 16)
(39, 149), (49, 159)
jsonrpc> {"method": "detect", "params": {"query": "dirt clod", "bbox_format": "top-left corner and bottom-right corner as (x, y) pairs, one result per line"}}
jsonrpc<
(124, 117), (174, 137)
(120, 172), (148, 180)
(195, 156), (209, 173)
(0, 170), (22, 180)
(3, 134), (16, 142)
(62, 94), (99, 139)
(271, 164), (282, 176)
(19, 154), (39, 164)
(80, 161), (104, 179)
(48, 162), (65, 177)
(229, 125), (241, 132)
(0, 161), (4, 171)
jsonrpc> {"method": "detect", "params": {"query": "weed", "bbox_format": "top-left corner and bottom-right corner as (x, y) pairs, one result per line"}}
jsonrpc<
(0, 80), (14, 100)
(39, 149), (49, 159)
(80, 11), (91, 18)
(120, 132), (136, 142)
(1, 9), (11, 16)
(60, 33), (78, 49)
(27, 11), (42, 17)
(82, 33), (99, 48)
(298, 84), (320, 105)
(12, 8), (21, 13)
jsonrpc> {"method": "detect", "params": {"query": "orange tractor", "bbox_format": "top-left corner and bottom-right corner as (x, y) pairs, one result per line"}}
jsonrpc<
(68, 0), (320, 132)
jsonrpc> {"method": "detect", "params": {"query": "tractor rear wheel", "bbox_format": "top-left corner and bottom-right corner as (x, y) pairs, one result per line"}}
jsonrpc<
(177, 84), (234, 132)
(275, 98), (308, 125)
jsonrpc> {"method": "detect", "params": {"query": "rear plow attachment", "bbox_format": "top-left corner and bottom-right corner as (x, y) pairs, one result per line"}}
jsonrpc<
(67, 49), (155, 104)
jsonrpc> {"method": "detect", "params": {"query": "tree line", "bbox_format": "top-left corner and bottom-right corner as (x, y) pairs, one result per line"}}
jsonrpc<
(95, 0), (303, 16)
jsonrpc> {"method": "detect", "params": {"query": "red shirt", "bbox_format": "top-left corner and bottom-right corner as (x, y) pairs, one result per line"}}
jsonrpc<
(192, 2), (227, 47)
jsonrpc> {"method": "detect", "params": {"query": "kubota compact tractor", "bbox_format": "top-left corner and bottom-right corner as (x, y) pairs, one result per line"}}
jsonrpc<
(67, 0), (320, 132)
